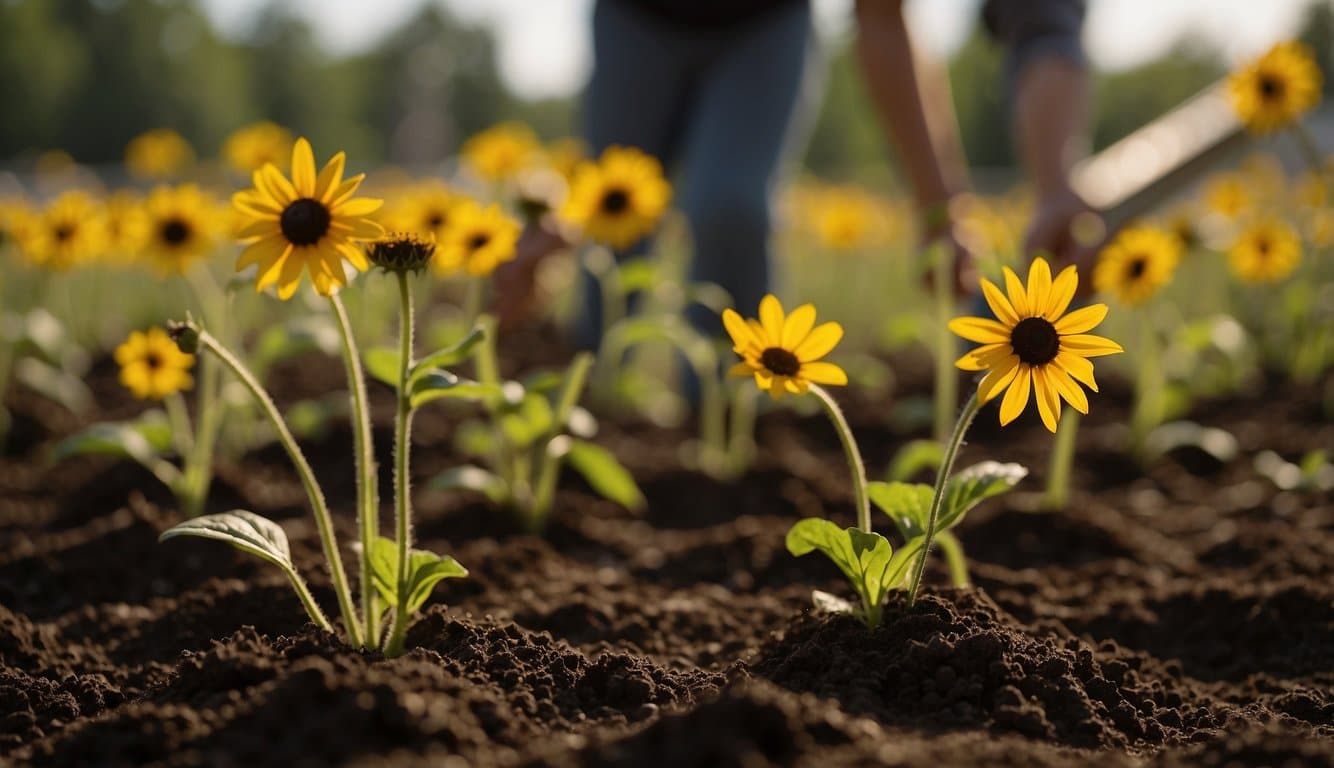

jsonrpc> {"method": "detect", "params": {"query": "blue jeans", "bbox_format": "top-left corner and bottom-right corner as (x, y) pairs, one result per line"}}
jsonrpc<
(575, 0), (820, 350)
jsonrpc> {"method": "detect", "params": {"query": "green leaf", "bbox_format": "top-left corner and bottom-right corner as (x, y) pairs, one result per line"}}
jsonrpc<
(15, 357), (92, 414)
(409, 327), (485, 384)
(363, 346), (402, 389)
(885, 439), (944, 482)
(428, 465), (508, 503)
(453, 420), (496, 458)
(521, 370), (565, 394)
(867, 481), (933, 540)
(409, 372), (497, 408)
(368, 536), (468, 613)
(940, 461), (1028, 530)
(561, 438), (645, 510)
(785, 519), (904, 626)
(53, 420), (166, 465)
(159, 510), (294, 572)
(616, 258), (660, 294)
(500, 393), (553, 448)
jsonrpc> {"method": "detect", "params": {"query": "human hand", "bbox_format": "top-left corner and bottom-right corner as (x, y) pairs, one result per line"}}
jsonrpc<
(1023, 187), (1104, 293)
(492, 223), (568, 331)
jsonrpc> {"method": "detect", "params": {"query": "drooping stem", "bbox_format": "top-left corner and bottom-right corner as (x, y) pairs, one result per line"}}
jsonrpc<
(280, 563), (334, 633)
(932, 244), (958, 444)
(1042, 409), (1080, 511)
(187, 325), (363, 646)
(385, 271), (416, 656)
(907, 391), (980, 607)
(810, 384), (870, 534)
(327, 293), (379, 649)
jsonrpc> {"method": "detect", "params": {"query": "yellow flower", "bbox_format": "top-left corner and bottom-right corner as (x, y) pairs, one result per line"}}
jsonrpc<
(1203, 173), (1250, 220)
(232, 137), (384, 299)
(1229, 218), (1301, 283)
(561, 145), (671, 250)
(1293, 171), (1329, 209)
(545, 137), (587, 181)
(433, 200), (520, 277)
(461, 122), (539, 182)
(115, 327), (195, 400)
(950, 257), (1124, 433)
(1093, 225), (1182, 306)
(23, 191), (107, 271)
(137, 185), (220, 276)
(1229, 41), (1323, 135)
(380, 180), (460, 242)
(222, 121), (294, 175)
(1307, 209), (1334, 248)
(125, 129), (195, 180)
(723, 295), (848, 399)
(809, 186), (886, 251)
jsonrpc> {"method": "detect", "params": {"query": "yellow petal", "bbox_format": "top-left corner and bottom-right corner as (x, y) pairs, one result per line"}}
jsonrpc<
(1027, 257), (1053, 315)
(1003, 266), (1030, 317)
(998, 363), (1032, 426)
(722, 309), (756, 351)
(784, 377), (807, 394)
(291, 138), (317, 197)
(955, 343), (1009, 372)
(276, 249), (307, 299)
(233, 190), (283, 217)
(327, 175), (365, 207)
(977, 354), (1020, 403)
(1047, 365), (1089, 414)
(1045, 265), (1079, 321)
(948, 316), (1011, 344)
(259, 164), (298, 205)
(236, 218), (280, 240)
(759, 295), (785, 346)
(334, 197), (383, 217)
(1054, 352), (1099, 392)
(781, 304), (816, 349)
(255, 249), (289, 293)
(237, 234), (290, 271)
(315, 152), (346, 202)
(800, 361), (848, 386)
(1055, 304), (1109, 335)
(335, 242), (369, 272)
(980, 278), (1019, 326)
(728, 361), (756, 378)
(793, 322), (843, 362)
(746, 318), (770, 347)
(768, 376), (786, 400)
(1033, 368), (1060, 433)
(330, 217), (385, 240)
(1059, 333), (1124, 357)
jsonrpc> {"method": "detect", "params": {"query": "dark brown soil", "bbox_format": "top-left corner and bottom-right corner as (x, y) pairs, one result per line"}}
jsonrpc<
(1, 345), (1331, 767)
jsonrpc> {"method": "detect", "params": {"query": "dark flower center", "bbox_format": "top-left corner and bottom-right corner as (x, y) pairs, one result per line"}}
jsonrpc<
(760, 347), (801, 377)
(1126, 256), (1148, 280)
(1258, 74), (1284, 101)
(426, 211), (445, 229)
(468, 233), (491, 252)
(160, 218), (191, 246)
(1010, 316), (1060, 366)
(54, 224), (74, 242)
(601, 188), (630, 215)
(145, 351), (164, 371)
(280, 198), (332, 246)
(367, 234), (436, 273)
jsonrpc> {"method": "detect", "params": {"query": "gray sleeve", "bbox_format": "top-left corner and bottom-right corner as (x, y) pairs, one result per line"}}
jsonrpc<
(982, 0), (1087, 88)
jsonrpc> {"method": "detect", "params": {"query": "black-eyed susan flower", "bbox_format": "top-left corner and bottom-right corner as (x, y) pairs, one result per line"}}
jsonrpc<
(723, 295), (847, 399)
(1229, 41), (1323, 135)
(24, 191), (107, 271)
(461, 122), (539, 182)
(808, 185), (888, 251)
(232, 137), (384, 299)
(1229, 218), (1301, 284)
(222, 121), (294, 175)
(433, 200), (520, 277)
(380, 180), (459, 242)
(137, 185), (220, 276)
(1203, 173), (1250, 220)
(561, 146), (671, 250)
(367, 232), (436, 274)
(115, 327), (195, 400)
(1093, 225), (1182, 306)
(951, 257), (1123, 433)
(125, 129), (195, 180)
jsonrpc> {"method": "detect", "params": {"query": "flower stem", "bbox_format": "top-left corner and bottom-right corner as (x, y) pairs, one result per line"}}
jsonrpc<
(907, 391), (980, 607)
(810, 384), (870, 534)
(932, 243), (958, 444)
(280, 563), (334, 633)
(385, 271), (416, 656)
(463, 276), (485, 329)
(191, 326), (364, 647)
(327, 293), (380, 649)
(1042, 409), (1080, 511)
(531, 352), (594, 525)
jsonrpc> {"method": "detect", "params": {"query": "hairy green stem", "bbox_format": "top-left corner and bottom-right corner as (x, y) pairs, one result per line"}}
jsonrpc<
(385, 272), (416, 656)
(1042, 410), (1080, 511)
(473, 315), (518, 498)
(281, 563), (334, 633)
(810, 384), (870, 534)
(328, 293), (380, 649)
(192, 326), (363, 646)
(908, 391), (980, 607)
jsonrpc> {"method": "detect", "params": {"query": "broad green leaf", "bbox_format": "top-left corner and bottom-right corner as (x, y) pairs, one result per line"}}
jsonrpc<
(785, 519), (902, 625)
(561, 439), (645, 510)
(939, 461), (1028, 530)
(54, 420), (164, 465)
(500, 393), (553, 448)
(454, 420), (496, 458)
(428, 465), (508, 503)
(810, 589), (856, 615)
(885, 439), (944, 482)
(159, 510), (294, 572)
(409, 327), (485, 385)
(15, 357), (92, 415)
(409, 372), (497, 408)
(867, 481), (933, 540)
(1143, 421), (1239, 465)
(368, 536), (468, 613)
(287, 398), (338, 440)
(521, 370), (565, 394)
(363, 346), (402, 389)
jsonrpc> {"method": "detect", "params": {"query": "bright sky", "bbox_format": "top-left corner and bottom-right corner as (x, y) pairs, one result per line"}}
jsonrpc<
(203, 0), (1318, 101)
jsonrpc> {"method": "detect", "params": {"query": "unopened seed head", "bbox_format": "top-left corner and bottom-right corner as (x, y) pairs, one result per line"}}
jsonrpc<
(366, 233), (436, 274)
(167, 320), (200, 354)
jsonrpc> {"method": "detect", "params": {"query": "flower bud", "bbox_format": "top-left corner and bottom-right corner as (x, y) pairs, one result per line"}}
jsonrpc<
(366, 233), (436, 274)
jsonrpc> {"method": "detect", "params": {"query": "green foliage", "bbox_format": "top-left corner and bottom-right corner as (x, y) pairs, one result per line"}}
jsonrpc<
(785, 519), (922, 627)
(885, 439), (944, 482)
(428, 465), (508, 502)
(558, 437), (646, 511)
(159, 509), (293, 573)
(53, 411), (173, 465)
(368, 536), (468, 615)
(869, 461), (1027, 541)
